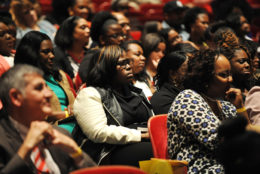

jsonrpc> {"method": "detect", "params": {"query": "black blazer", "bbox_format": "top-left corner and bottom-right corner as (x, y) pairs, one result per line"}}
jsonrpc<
(0, 116), (96, 174)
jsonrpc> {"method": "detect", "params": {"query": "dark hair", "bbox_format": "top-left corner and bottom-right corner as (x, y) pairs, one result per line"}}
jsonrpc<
(86, 45), (124, 88)
(142, 33), (165, 60)
(14, 31), (61, 81)
(55, 16), (82, 50)
(183, 49), (221, 93)
(184, 7), (208, 33)
(240, 39), (258, 61)
(171, 42), (198, 54)
(90, 11), (118, 46)
(217, 116), (260, 174)
(155, 51), (187, 89)
(163, 0), (185, 14)
(78, 49), (101, 83)
(226, 13), (245, 37)
(121, 40), (143, 52)
(141, 21), (160, 41)
(111, 0), (129, 12)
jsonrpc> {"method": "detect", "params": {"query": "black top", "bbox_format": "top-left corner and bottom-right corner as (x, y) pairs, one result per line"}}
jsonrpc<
(113, 85), (150, 128)
(150, 82), (181, 115)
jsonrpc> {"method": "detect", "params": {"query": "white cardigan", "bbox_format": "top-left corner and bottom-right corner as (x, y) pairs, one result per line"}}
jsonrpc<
(73, 87), (142, 144)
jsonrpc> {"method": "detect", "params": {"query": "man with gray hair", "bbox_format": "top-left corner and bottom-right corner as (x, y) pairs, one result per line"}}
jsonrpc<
(0, 64), (95, 174)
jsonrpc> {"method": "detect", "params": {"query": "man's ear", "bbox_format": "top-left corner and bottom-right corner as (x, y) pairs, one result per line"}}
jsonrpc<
(9, 88), (23, 107)
(68, 7), (74, 16)
(164, 13), (169, 21)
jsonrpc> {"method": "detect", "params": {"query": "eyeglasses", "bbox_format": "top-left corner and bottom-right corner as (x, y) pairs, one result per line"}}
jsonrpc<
(215, 71), (232, 78)
(117, 59), (133, 69)
(106, 33), (125, 39)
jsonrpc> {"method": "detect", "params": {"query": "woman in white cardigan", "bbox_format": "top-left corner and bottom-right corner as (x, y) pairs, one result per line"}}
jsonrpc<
(73, 45), (153, 166)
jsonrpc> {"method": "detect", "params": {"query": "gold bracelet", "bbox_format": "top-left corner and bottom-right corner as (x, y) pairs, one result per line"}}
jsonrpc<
(70, 148), (82, 158)
(237, 107), (246, 113)
(65, 110), (69, 118)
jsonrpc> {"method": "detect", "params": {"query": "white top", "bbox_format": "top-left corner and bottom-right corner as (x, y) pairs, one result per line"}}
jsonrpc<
(73, 87), (142, 144)
(134, 80), (153, 99)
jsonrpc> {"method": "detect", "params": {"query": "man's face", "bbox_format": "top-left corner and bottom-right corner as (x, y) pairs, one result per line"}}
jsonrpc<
(165, 10), (185, 29)
(191, 13), (209, 39)
(21, 74), (53, 121)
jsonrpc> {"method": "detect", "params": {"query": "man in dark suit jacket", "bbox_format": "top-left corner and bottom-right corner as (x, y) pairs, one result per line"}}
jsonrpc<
(0, 64), (96, 174)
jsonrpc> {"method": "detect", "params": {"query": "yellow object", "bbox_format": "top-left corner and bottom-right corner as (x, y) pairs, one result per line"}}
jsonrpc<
(65, 110), (69, 118)
(139, 158), (188, 174)
(237, 107), (246, 113)
(70, 148), (82, 158)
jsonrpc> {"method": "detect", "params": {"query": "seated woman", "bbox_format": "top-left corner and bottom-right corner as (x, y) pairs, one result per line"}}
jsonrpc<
(150, 51), (188, 115)
(54, 16), (90, 81)
(168, 49), (248, 173)
(73, 45), (153, 166)
(9, 0), (57, 46)
(0, 17), (16, 76)
(14, 31), (75, 126)
(142, 33), (166, 95)
(122, 40), (152, 99)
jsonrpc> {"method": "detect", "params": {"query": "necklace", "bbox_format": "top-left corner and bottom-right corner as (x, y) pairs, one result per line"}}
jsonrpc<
(200, 93), (225, 121)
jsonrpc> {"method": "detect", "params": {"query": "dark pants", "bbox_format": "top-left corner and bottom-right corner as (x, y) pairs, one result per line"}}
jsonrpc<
(110, 142), (153, 167)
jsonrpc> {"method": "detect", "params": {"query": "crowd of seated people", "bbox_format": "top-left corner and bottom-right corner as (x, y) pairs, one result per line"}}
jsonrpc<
(1, 0), (260, 173)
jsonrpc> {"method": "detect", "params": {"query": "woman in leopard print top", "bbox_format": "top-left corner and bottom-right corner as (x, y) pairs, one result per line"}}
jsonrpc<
(167, 49), (248, 173)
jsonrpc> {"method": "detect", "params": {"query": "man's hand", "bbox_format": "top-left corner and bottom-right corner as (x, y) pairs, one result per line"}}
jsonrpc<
(18, 121), (54, 160)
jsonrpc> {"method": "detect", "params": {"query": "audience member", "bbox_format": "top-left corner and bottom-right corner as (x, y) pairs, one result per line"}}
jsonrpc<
(14, 31), (76, 125)
(162, 0), (189, 41)
(217, 116), (260, 174)
(168, 49), (247, 173)
(44, 0), (70, 27)
(68, 0), (92, 22)
(112, 12), (131, 41)
(142, 33), (166, 94)
(9, 0), (57, 46)
(73, 45), (153, 166)
(151, 51), (188, 115)
(223, 45), (251, 99)
(226, 13), (251, 41)
(122, 40), (152, 99)
(0, 64), (96, 174)
(54, 16), (90, 80)
(141, 21), (162, 41)
(183, 7), (210, 49)
(0, 17), (15, 76)
(90, 11), (124, 47)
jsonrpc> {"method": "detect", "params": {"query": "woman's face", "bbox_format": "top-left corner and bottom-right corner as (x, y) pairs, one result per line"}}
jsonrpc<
(240, 16), (250, 35)
(22, 7), (38, 27)
(207, 55), (233, 99)
(148, 42), (166, 70)
(73, 18), (90, 45)
(230, 49), (250, 77)
(168, 29), (182, 48)
(0, 22), (14, 56)
(192, 13), (209, 38)
(103, 24), (124, 46)
(126, 43), (146, 75)
(39, 40), (55, 72)
(69, 0), (90, 20)
(115, 52), (134, 84)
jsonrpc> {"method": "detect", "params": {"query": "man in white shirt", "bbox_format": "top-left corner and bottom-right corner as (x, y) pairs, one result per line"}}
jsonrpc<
(0, 64), (95, 174)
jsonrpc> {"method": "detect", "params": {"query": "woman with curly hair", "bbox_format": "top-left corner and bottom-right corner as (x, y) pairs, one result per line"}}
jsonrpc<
(167, 49), (248, 173)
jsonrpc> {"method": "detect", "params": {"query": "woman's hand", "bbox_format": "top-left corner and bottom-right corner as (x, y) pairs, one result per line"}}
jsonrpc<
(141, 132), (150, 139)
(225, 88), (244, 108)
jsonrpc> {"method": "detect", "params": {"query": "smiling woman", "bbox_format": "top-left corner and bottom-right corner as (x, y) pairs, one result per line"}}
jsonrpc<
(73, 45), (154, 166)
(14, 31), (76, 124)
